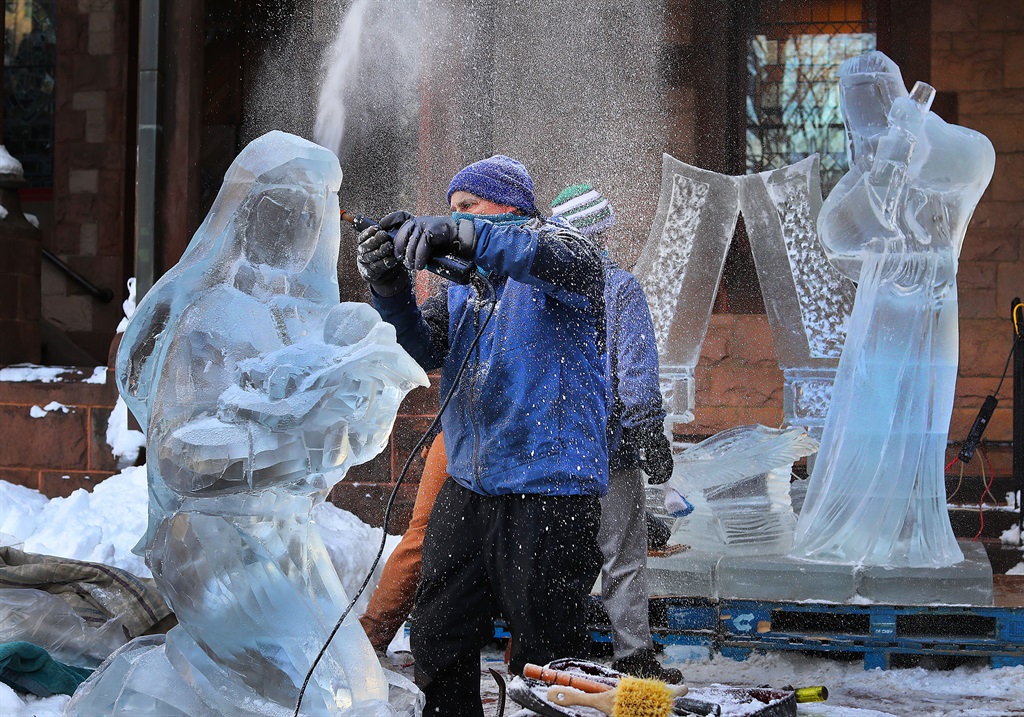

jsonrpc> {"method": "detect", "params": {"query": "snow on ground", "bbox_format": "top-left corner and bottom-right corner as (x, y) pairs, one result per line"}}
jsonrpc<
(660, 650), (1024, 717)
(3, 471), (1024, 716)
(0, 467), (401, 713)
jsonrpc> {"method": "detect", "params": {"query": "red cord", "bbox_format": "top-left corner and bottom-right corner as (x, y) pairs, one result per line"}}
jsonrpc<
(973, 445), (996, 541)
(945, 456), (959, 471)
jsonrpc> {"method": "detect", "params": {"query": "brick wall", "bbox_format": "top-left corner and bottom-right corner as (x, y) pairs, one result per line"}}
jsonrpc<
(0, 367), (122, 497)
(933, 0), (1023, 442)
(0, 188), (42, 365)
(47, 0), (132, 362)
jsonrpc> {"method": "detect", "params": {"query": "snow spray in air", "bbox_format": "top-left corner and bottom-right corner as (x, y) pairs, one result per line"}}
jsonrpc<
(314, 0), (368, 155)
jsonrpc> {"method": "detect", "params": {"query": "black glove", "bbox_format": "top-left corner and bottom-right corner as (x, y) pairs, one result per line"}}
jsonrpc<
(392, 215), (476, 271)
(356, 210), (413, 297)
(636, 428), (674, 484)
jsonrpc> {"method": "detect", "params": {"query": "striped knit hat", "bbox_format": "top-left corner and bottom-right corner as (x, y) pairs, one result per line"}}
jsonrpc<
(550, 183), (616, 237)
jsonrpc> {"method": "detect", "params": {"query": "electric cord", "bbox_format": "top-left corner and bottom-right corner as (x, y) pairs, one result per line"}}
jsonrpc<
(293, 274), (497, 716)
(973, 444), (995, 541)
(993, 337), (1017, 398)
(947, 460), (965, 503)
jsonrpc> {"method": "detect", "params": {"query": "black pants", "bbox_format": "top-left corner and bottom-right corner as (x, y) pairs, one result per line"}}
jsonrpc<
(410, 479), (602, 717)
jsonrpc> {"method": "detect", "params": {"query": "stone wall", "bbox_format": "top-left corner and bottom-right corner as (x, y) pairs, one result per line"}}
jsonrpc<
(46, 0), (133, 362)
(932, 0), (1023, 442)
(0, 367), (122, 497)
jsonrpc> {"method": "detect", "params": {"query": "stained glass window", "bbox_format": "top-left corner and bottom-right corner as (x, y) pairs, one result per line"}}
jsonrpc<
(746, 1), (876, 195)
(4, 0), (57, 187)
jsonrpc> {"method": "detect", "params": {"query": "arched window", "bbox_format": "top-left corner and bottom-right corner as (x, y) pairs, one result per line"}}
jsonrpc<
(746, 1), (877, 195)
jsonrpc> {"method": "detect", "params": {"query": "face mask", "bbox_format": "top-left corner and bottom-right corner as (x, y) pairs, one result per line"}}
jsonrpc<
(452, 211), (531, 226)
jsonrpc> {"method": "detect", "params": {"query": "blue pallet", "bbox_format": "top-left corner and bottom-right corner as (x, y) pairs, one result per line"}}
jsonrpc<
(493, 598), (1024, 670)
(717, 598), (1024, 670)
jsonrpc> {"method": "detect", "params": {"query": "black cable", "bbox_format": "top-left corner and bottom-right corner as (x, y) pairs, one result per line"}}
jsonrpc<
(294, 274), (496, 716)
(993, 335), (1019, 398)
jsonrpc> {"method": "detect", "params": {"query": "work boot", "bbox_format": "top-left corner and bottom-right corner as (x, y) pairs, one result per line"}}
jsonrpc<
(611, 649), (683, 684)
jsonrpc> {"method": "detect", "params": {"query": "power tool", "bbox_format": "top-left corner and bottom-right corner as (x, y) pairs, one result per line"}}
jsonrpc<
(342, 209), (475, 285)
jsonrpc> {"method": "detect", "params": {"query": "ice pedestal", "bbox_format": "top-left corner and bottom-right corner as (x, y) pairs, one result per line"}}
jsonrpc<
(649, 540), (993, 605)
(647, 551), (721, 599)
(858, 541), (993, 605)
(717, 553), (859, 603)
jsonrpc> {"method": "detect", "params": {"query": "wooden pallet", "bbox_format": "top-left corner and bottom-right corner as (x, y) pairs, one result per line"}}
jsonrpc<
(715, 598), (1024, 669)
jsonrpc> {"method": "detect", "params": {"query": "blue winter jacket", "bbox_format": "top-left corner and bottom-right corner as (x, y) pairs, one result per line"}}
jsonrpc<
(604, 259), (666, 469)
(372, 216), (608, 497)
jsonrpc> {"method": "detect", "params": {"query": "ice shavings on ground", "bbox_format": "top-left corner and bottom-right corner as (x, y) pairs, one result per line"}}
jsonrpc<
(662, 649), (1024, 717)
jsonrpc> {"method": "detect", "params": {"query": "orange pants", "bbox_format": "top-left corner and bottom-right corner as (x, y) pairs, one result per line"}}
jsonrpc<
(359, 433), (448, 652)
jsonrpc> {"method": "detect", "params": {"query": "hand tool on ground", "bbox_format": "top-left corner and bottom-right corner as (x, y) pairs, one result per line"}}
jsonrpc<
(546, 677), (694, 717)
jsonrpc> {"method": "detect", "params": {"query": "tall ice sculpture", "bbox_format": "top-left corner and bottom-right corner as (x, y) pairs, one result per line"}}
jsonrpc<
(792, 52), (995, 568)
(67, 131), (428, 716)
(633, 156), (739, 425)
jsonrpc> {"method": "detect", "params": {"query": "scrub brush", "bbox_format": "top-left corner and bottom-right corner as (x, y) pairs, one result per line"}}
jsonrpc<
(547, 675), (685, 717)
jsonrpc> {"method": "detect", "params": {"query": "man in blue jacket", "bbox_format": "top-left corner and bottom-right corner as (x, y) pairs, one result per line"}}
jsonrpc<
(356, 155), (607, 716)
(552, 184), (680, 683)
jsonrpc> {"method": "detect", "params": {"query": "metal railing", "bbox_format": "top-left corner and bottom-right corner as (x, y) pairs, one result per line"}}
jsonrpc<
(42, 247), (114, 303)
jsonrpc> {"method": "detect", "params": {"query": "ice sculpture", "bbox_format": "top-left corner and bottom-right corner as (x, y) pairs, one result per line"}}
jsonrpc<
(738, 156), (856, 442)
(792, 52), (995, 567)
(635, 154), (855, 431)
(68, 131), (428, 716)
(666, 425), (818, 555)
(633, 156), (739, 424)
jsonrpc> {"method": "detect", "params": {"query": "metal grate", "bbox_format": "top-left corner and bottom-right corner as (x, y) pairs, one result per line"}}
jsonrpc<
(746, 0), (877, 195)
(4, 0), (57, 187)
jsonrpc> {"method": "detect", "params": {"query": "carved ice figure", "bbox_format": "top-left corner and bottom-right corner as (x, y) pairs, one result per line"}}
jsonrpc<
(67, 131), (428, 716)
(738, 156), (856, 442)
(792, 52), (995, 567)
(666, 425), (818, 555)
(633, 156), (739, 424)
(635, 154), (855, 432)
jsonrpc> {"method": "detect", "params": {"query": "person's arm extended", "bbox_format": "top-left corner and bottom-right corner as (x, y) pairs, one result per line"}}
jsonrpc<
(473, 218), (604, 315)
(371, 283), (449, 371)
(614, 274), (666, 431)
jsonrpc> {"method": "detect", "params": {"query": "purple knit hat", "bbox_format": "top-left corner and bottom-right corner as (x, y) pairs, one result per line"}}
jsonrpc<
(447, 155), (536, 215)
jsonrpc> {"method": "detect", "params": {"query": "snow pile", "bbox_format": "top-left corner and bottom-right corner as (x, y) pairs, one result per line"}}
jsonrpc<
(0, 466), (150, 577)
(0, 467), (399, 593)
(0, 365), (73, 383)
(83, 366), (107, 384)
(0, 365), (106, 383)
(105, 396), (145, 467)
